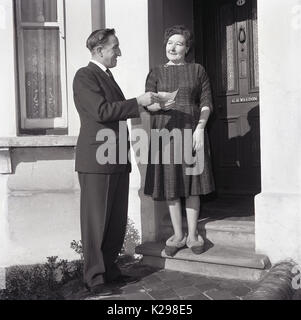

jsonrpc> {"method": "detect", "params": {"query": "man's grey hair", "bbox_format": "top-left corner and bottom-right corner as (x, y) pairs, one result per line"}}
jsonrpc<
(86, 28), (116, 52)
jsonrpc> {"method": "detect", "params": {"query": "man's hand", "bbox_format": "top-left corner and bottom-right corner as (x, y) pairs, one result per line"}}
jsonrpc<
(145, 102), (162, 112)
(192, 126), (204, 152)
(137, 92), (160, 107)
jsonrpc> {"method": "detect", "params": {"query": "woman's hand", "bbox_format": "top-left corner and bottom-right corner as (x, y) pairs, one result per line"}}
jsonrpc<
(192, 125), (204, 152)
(160, 100), (175, 111)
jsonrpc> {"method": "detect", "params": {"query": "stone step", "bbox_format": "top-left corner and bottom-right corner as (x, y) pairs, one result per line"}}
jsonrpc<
(160, 216), (255, 249)
(135, 242), (271, 281)
(161, 218), (255, 249)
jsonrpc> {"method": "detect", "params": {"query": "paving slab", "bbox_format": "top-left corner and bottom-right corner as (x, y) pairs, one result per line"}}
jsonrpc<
(173, 286), (202, 298)
(162, 278), (195, 289)
(147, 288), (179, 300)
(182, 293), (210, 300)
(124, 292), (154, 300)
(204, 289), (240, 300)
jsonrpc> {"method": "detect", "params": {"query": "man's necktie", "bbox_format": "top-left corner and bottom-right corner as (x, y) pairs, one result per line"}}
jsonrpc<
(106, 68), (114, 79)
(105, 69), (125, 99)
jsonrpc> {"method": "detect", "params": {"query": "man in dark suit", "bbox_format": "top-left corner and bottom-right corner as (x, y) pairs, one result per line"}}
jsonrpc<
(73, 28), (160, 296)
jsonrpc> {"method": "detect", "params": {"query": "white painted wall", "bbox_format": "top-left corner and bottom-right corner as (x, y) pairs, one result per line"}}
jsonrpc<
(0, 0), (17, 267)
(65, 0), (92, 136)
(105, 0), (149, 99)
(0, 0), (17, 137)
(255, 0), (301, 265)
(105, 0), (150, 238)
(0, 175), (9, 266)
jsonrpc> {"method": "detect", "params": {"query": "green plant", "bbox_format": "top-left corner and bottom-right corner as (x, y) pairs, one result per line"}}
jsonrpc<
(58, 259), (83, 284)
(121, 218), (140, 255)
(70, 218), (140, 258)
(0, 256), (84, 300)
(0, 260), (62, 300)
(70, 240), (83, 260)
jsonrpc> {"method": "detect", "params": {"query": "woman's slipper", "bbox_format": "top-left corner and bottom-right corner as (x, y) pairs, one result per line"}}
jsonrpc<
(164, 235), (187, 257)
(186, 235), (205, 254)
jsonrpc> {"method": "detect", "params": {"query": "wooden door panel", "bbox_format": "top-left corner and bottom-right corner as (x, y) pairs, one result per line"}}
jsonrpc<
(201, 0), (261, 195)
(249, 0), (259, 92)
(216, 1), (239, 95)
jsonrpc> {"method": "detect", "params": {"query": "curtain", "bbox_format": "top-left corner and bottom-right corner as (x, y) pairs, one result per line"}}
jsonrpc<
(20, 0), (62, 119)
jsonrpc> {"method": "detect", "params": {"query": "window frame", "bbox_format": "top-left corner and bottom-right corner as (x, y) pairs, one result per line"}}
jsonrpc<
(15, 0), (68, 130)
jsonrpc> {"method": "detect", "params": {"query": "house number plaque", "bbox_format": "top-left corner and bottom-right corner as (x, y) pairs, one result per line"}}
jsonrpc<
(231, 96), (258, 104)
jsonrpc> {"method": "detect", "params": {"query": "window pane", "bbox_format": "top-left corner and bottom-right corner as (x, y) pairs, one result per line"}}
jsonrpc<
(21, 0), (57, 22)
(23, 28), (62, 119)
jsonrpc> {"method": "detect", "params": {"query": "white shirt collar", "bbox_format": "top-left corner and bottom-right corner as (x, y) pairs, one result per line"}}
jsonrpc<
(90, 59), (109, 75)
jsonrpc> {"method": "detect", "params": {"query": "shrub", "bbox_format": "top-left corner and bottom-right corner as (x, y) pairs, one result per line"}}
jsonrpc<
(0, 256), (83, 300)
(121, 218), (140, 255)
(70, 240), (83, 260)
(70, 218), (140, 257)
(0, 219), (139, 300)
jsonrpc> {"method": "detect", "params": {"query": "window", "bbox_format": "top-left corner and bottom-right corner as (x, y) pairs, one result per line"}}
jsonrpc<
(15, 0), (67, 130)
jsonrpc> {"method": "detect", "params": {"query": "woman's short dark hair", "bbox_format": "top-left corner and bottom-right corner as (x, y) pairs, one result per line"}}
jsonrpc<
(86, 28), (116, 52)
(164, 25), (193, 50)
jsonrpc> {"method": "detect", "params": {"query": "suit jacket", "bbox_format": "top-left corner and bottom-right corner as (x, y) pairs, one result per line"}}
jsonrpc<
(73, 62), (141, 173)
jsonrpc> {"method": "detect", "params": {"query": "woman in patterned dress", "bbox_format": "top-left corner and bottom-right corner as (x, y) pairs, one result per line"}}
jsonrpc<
(144, 25), (215, 256)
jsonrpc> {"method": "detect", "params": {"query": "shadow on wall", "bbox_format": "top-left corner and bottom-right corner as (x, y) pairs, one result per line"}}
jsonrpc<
(10, 147), (75, 175)
(7, 146), (78, 192)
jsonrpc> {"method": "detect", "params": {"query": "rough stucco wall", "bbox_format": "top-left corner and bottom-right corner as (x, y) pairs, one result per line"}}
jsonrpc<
(0, 175), (9, 266)
(5, 148), (80, 266)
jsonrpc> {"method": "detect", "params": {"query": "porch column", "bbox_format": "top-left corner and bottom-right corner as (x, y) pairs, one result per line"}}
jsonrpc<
(91, 0), (105, 31)
(65, 0), (92, 136)
(105, 0), (155, 243)
(255, 0), (301, 265)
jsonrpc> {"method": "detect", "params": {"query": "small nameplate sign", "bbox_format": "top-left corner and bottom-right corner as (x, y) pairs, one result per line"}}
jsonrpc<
(231, 96), (258, 104)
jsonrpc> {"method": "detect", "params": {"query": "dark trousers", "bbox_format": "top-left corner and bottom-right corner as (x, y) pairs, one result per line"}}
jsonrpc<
(78, 172), (129, 288)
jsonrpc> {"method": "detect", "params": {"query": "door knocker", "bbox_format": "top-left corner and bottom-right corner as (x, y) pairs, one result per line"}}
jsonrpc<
(236, 0), (246, 6)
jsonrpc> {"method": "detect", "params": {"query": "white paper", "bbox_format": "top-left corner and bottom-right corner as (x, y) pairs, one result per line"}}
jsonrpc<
(158, 89), (178, 109)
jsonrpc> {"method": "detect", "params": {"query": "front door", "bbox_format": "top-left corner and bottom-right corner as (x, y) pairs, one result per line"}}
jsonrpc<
(198, 0), (260, 195)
